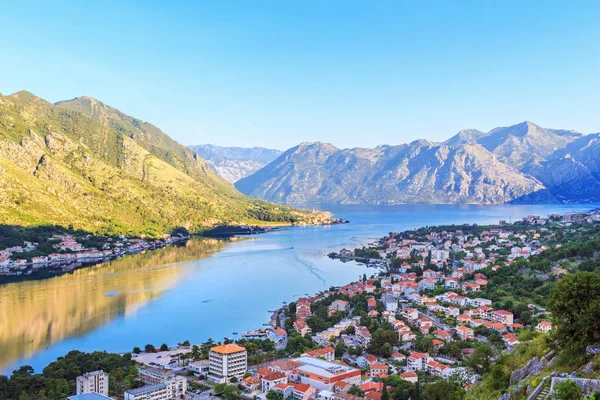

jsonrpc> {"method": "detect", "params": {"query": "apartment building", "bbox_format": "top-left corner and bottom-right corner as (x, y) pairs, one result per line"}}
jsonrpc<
(208, 344), (248, 383)
(76, 370), (109, 396)
(124, 383), (168, 400)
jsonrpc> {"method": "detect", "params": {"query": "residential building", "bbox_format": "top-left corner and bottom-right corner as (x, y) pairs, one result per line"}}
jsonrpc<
(289, 356), (361, 391)
(76, 370), (109, 396)
(124, 384), (167, 400)
(188, 360), (210, 377)
(536, 321), (553, 334)
(456, 325), (474, 340)
(400, 371), (418, 383)
(208, 344), (248, 383)
(492, 310), (514, 325)
(261, 371), (288, 392)
(407, 352), (430, 371)
(303, 347), (335, 362)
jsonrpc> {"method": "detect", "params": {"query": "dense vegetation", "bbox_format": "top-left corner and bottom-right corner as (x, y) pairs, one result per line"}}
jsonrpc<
(0, 91), (327, 238)
(0, 350), (139, 400)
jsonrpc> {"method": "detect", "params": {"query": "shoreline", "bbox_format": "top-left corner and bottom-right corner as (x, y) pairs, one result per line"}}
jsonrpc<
(0, 236), (190, 286)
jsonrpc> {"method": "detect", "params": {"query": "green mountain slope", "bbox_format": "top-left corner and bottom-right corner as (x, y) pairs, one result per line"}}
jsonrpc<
(0, 91), (324, 237)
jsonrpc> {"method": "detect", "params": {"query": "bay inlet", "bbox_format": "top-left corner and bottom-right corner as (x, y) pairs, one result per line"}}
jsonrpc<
(1, 203), (597, 374)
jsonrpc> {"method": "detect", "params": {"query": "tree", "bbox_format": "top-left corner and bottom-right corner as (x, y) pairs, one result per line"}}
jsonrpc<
(554, 380), (582, 400)
(144, 344), (156, 353)
(335, 340), (346, 358)
(159, 343), (169, 351)
(547, 272), (600, 350)
(230, 376), (238, 383)
(348, 386), (363, 396)
(381, 383), (389, 400)
(181, 340), (190, 346)
(266, 390), (284, 400)
(467, 345), (493, 374)
(132, 347), (141, 354)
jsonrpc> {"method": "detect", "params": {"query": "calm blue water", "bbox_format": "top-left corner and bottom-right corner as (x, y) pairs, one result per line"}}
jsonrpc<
(2, 203), (597, 374)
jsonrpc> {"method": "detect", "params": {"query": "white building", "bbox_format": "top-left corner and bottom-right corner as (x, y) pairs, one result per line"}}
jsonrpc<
(76, 370), (109, 396)
(208, 344), (247, 383)
(124, 383), (168, 400)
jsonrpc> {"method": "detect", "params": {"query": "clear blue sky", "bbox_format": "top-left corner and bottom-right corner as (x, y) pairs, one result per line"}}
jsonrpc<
(1, 1), (599, 150)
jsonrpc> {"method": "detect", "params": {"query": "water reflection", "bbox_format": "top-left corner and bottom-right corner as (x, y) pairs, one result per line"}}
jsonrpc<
(0, 238), (227, 372)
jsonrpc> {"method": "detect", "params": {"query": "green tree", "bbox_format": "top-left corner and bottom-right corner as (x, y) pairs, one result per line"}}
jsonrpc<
(547, 272), (600, 350)
(335, 340), (346, 358)
(382, 383), (389, 400)
(144, 344), (156, 353)
(266, 390), (284, 400)
(132, 347), (141, 354)
(554, 380), (582, 400)
(348, 386), (363, 396)
(160, 343), (169, 351)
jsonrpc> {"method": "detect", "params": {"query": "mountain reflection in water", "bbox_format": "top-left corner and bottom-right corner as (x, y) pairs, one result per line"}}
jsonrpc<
(0, 238), (228, 372)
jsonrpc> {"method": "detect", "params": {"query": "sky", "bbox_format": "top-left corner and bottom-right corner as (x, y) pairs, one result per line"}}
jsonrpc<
(0, 1), (599, 150)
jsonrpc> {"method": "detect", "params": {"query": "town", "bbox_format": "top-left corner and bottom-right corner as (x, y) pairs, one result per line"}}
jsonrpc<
(60, 210), (600, 400)
(0, 232), (190, 279)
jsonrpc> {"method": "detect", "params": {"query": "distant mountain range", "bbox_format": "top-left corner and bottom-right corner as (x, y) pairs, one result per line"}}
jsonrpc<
(210, 121), (600, 205)
(188, 144), (282, 183)
(0, 91), (326, 236)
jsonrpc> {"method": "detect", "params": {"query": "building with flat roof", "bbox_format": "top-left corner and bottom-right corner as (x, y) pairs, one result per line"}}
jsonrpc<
(137, 367), (186, 398)
(289, 356), (360, 391)
(124, 383), (167, 400)
(68, 394), (114, 400)
(76, 370), (109, 396)
(208, 344), (247, 383)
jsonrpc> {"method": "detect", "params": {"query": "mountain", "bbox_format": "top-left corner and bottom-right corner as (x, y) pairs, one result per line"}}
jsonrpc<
(444, 121), (583, 167)
(443, 129), (487, 146)
(235, 141), (552, 205)
(522, 133), (600, 202)
(188, 144), (282, 183)
(0, 91), (327, 237)
(479, 121), (582, 167)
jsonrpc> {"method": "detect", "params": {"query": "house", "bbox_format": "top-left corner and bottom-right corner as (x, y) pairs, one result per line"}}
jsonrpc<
(456, 325), (474, 340)
(303, 347), (335, 362)
(355, 326), (372, 346)
(356, 354), (378, 368)
(536, 321), (553, 334)
(400, 371), (418, 383)
(359, 382), (382, 393)
(502, 333), (519, 348)
(426, 361), (452, 378)
(444, 277), (459, 289)
(369, 364), (388, 378)
(241, 376), (261, 392)
(294, 320), (311, 336)
(391, 352), (406, 363)
(401, 308), (418, 321)
(261, 371), (287, 392)
(381, 293), (398, 312)
(367, 297), (377, 310)
(416, 317), (433, 333)
(329, 300), (349, 316)
(419, 278), (437, 291)
(434, 330), (452, 341)
(457, 314), (471, 324)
